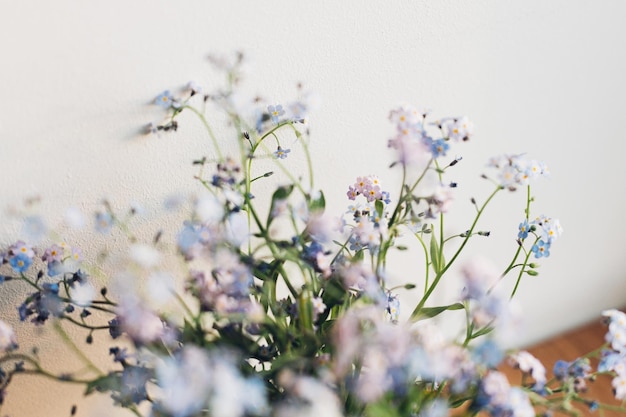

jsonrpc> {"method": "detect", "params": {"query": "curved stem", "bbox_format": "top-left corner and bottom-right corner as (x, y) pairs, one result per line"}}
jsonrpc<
(410, 186), (502, 320)
(510, 236), (539, 299)
(183, 105), (224, 160)
(53, 321), (104, 376)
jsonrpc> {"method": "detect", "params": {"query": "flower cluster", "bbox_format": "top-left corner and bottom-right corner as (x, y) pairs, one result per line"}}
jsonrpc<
(0, 53), (621, 417)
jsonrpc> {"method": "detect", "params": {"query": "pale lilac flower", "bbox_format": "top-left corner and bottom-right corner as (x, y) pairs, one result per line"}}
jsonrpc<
(9, 240), (35, 259)
(346, 186), (358, 200)
(306, 212), (341, 243)
(354, 176), (371, 194)
(461, 257), (500, 300)
(429, 184), (454, 216)
(387, 133), (430, 166)
(339, 262), (375, 291)
(42, 244), (64, 264)
(117, 296), (164, 344)
(312, 297), (326, 318)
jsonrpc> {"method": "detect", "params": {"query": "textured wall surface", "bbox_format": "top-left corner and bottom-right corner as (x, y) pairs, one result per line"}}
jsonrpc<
(1, 1), (626, 415)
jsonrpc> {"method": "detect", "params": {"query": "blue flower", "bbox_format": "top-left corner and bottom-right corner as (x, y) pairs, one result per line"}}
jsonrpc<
(382, 191), (392, 205)
(553, 360), (569, 380)
(472, 340), (504, 369)
(386, 292), (400, 322)
(518, 220), (530, 240)
(9, 254), (32, 273)
(47, 260), (65, 277)
(531, 239), (551, 258)
(95, 212), (113, 234)
(273, 146), (291, 159)
(430, 138), (450, 158)
(155, 90), (174, 109)
(267, 104), (285, 123)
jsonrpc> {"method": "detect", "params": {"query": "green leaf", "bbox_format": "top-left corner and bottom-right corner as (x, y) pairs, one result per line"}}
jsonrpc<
(526, 270), (539, 276)
(374, 199), (384, 218)
(411, 303), (465, 322)
(308, 191), (326, 213)
(430, 234), (441, 274)
(85, 373), (121, 396)
(471, 325), (495, 338)
(180, 319), (205, 345)
(267, 185), (294, 226)
(365, 402), (402, 417)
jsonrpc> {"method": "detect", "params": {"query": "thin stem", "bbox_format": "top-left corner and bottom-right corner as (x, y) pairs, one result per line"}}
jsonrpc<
(53, 321), (104, 376)
(410, 186), (502, 320)
(510, 236), (539, 299)
(183, 105), (224, 161)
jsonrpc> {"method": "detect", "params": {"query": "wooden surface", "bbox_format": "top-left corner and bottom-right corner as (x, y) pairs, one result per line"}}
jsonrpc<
(499, 318), (623, 416)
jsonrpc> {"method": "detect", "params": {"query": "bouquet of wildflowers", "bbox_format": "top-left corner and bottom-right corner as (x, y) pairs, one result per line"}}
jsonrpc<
(0, 52), (624, 417)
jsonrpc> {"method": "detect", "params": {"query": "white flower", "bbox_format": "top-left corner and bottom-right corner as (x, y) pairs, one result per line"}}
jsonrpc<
(157, 346), (213, 416)
(195, 194), (224, 224)
(69, 282), (95, 307)
(445, 116), (473, 141)
(226, 211), (249, 247)
(0, 321), (17, 351)
(509, 351), (546, 388)
(482, 371), (511, 407)
(614, 374), (626, 400)
(508, 388), (534, 417)
(211, 361), (268, 417)
(276, 371), (343, 417)
(129, 244), (160, 268)
(64, 206), (86, 229)
(146, 271), (175, 308)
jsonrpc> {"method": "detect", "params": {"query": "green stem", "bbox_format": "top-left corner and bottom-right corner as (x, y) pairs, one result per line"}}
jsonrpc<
(183, 105), (224, 161)
(53, 321), (104, 376)
(510, 236), (539, 299)
(410, 186), (502, 320)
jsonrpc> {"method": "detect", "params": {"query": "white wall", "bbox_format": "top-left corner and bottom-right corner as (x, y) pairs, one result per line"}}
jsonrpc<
(1, 1), (626, 415)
